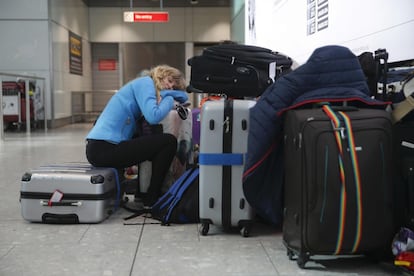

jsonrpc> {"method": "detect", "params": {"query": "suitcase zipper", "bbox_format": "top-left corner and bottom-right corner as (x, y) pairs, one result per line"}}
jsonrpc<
(20, 189), (117, 201)
(40, 200), (82, 207)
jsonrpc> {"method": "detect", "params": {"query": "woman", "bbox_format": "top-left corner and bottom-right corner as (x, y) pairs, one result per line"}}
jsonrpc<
(86, 65), (188, 206)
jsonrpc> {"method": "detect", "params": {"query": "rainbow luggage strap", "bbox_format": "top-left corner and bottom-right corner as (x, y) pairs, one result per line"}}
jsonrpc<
(322, 105), (362, 254)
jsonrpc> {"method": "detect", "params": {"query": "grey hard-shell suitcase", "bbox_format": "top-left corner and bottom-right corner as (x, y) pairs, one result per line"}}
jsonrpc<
(20, 163), (121, 223)
(282, 106), (395, 268)
(198, 99), (255, 237)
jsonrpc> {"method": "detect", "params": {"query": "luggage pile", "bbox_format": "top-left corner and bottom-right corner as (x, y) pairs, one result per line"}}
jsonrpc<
(241, 44), (413, 269)
(187, 43), (293, 237)
(280, 47), (414, 269)
(375, 50), (414, 274)
(18, 42), (414, 272)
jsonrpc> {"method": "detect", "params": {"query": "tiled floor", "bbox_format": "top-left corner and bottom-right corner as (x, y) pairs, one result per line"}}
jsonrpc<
(0, 123), (405, 275)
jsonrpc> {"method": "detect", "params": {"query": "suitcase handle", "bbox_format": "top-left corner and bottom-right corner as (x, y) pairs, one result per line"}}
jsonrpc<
(40, 200), (82, 207)
(186, 84), (204, 94)
(314, 103), (359, 112)
(330, 106), (359, 112)
(205, 75), (237, 84)
(42, 213), (80, 224)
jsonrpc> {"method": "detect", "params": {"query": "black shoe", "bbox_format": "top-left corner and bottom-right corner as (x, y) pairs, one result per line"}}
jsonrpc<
(125, 200), (144, 211)
(142, 197), (157, 208)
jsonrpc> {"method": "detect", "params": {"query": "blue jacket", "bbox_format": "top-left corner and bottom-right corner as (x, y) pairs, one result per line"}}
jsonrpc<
(242, 45), (389, 225)
(86, 76), (188, 144)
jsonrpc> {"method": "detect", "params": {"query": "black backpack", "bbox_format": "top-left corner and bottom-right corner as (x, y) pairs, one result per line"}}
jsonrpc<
(124, 167), (199, 225)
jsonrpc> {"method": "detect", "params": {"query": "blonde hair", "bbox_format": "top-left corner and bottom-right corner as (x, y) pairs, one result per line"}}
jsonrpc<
(150, 65), (186, 102)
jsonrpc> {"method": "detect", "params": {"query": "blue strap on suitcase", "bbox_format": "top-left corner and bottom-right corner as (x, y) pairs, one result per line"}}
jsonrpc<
(199, 153), (243, 165)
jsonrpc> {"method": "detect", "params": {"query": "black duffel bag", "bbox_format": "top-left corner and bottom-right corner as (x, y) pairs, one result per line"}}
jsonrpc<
(187, 44), (293, 97)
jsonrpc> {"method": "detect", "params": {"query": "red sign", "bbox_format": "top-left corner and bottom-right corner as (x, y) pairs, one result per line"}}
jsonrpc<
(124, 11), (169, 23)
(98, 59), (117, 71)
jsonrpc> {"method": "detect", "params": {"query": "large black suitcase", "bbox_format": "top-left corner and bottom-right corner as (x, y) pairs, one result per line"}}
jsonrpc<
(283, 106), (395, 268)
(187, 44), (292, 97)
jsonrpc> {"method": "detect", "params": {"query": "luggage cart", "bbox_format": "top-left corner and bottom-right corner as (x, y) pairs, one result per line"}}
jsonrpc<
(2, 81), (35, 131)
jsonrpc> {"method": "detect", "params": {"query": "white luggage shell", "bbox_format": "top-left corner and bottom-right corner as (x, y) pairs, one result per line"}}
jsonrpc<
(199, 99), (255, 237)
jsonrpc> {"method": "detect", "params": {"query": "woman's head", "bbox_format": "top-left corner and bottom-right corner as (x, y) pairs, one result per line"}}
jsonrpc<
(150, 65), (186, 101)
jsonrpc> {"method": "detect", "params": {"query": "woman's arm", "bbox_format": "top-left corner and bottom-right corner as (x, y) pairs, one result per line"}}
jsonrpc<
(132, 77), (175, 124)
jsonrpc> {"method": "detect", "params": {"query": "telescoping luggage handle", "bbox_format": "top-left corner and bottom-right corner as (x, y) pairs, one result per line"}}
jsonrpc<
(322, 105), (363, 255)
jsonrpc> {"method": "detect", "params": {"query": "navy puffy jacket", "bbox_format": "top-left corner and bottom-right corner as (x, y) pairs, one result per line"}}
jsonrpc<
(242, 45), (388, 225)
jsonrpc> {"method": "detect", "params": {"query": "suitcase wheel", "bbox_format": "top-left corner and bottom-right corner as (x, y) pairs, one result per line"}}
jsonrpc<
(286, 249), (309, 269)
(297, 253), (309, 269)
(287, 249), (295, 260)
(240, 226), (250, 237)
(238, 221), (253, 237)
(200, 222), (209, 236)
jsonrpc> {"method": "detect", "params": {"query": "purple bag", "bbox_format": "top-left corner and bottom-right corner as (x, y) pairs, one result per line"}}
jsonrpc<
(192, 108), (201, 146)
(392, 227), (414, 256)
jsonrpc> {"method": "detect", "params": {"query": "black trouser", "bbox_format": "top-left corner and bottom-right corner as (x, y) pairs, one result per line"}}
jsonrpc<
(86, 133), (177, 205)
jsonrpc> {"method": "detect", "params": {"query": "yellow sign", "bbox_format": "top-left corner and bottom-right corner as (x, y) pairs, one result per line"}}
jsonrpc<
(69, 31), (82, 75)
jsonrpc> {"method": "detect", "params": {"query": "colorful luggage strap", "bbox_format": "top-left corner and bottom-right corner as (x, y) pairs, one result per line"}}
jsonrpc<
(322, 105), (362, 254)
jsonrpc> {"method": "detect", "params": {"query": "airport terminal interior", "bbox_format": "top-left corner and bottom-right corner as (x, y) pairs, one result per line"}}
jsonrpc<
(1, 0), (414, 275)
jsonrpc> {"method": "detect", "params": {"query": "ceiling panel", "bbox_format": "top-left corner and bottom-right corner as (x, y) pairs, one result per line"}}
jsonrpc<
(82, 0), (231, 8)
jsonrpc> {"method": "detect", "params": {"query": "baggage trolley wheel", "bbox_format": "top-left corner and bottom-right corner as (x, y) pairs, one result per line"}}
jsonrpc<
(240, 225), (250, 237)
(297, 253), (309, 269)
(200, 223), (209, 236)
